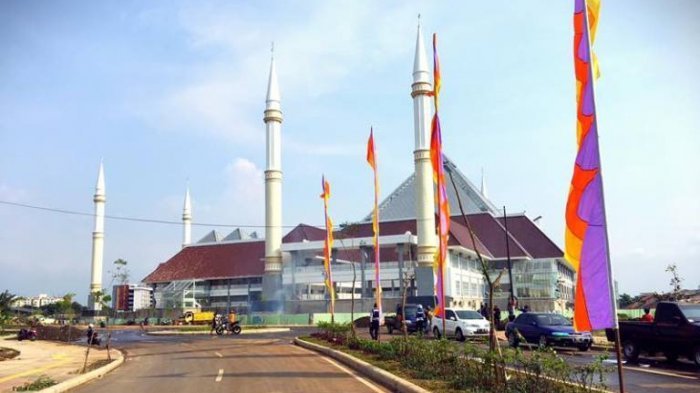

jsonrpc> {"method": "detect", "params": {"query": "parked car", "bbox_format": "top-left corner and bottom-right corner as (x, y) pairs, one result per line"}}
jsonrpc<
(606, 302), (700, 366)
(431, 308), (489, 341)
(506, 312), (592, 351)
(385, 304), (428, 334)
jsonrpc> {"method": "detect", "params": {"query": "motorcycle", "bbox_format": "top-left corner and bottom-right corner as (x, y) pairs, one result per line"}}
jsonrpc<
(215, 320), (242, 336)
(17, 328), (37, 341)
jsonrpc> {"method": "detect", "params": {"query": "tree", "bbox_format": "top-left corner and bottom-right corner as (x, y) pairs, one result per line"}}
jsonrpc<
(665, 264), (683, 299)
(618, 293), (634, 308)
(109, 259), (130, 286)
(92, 290), (112, 316)
(0, 290), (17, 315)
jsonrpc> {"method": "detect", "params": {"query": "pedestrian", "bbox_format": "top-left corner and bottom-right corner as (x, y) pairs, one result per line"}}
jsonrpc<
(494, 306), (502, 328)
(415, 304), (426, 336)
(640, 307), (654, 322)
(369, 303), (380, 340)
(210, 311), (219, 336)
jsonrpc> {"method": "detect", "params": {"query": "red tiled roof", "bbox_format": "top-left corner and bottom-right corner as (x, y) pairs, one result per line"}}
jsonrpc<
(496, 215), (563, 259)
(453, 213), (530, 259)
(142, 241), (265, 283)
(282, 224), (327, 243)
(448, 217), (494, 258)
(336, 219), (417, 238)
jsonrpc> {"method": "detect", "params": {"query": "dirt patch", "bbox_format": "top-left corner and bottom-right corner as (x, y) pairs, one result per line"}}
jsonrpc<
(0, 346), (20, 361)
(35, 325), (84, 342)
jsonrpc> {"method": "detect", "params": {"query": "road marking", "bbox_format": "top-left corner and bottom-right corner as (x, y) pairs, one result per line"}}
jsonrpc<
(214, 352), (223, 358)
(215, 368), (224, 382)
(0, 357), (72, 383)
(623, 365), (699, 380)
(294, 346), (385, 393)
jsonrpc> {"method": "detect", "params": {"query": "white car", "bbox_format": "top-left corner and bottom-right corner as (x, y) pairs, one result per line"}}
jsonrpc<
(431, 308), (490, 341)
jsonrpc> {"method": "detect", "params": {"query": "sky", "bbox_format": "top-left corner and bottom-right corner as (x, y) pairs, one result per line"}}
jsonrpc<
(1, 0), (698, 303)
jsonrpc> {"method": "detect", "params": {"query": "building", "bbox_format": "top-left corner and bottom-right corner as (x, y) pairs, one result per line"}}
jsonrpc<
(112, 284), (155, 312)
(12, 294), (63, 308)
(140, 24), (576, 315)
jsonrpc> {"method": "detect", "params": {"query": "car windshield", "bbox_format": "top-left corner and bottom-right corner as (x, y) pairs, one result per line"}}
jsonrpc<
(404, 306), (417, 318)
(679, 305), (700, 322)
(535, 314), (572, 326)
(456, 310), (483, 320)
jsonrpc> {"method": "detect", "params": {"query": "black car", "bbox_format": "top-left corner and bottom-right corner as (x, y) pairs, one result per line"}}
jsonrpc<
(505, 312), (592, 351)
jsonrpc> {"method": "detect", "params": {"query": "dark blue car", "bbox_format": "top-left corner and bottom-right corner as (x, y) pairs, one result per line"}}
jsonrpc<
(505, 312), (592, 351)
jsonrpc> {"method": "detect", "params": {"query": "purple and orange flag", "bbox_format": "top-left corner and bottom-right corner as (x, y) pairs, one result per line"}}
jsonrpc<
(429, 33), (449, 319)
(566, 0), (614, 332)
(320, 176), (335, 316)
(366, 128), (382, 322)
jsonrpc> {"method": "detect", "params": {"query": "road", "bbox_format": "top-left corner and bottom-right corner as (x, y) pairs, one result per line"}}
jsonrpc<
(75, 328), (698, 393)
(74, 328), (387, 393)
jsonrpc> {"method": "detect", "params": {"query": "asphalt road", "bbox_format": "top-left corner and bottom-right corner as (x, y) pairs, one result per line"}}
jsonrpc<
(74, 328), (699, 393)
(74, 328), (388, 393)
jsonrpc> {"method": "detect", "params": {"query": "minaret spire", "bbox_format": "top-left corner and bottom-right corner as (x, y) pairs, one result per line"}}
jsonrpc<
(411, 20), (438, 296)
(88, 161), (106, 311)
(182, 184), (192, 248)
(262, 47), (284, 302)
(481, 167), (488, 198)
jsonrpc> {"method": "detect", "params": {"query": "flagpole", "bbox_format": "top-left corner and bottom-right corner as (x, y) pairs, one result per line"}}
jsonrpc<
(580, 1), (624, 391)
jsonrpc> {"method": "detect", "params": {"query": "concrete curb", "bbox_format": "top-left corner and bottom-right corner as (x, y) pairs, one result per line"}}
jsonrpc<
(38, 349), (125, 393)
(294, 337), (431, 393)
(147, 327), (290, 335)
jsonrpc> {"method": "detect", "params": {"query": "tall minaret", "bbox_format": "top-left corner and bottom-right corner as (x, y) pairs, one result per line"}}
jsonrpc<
(182, 185), (192, 248)
(411, 22), (438, 296)
(262, 47), (283, 302)
(480, 168), (488, 198)
(88, 161), (106, 311)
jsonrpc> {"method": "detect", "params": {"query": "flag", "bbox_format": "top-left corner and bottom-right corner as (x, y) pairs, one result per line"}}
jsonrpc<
(566, 0), (614, 332)
(320, 176), (335, 316)
(429, 33), (449, 319)
(367, 128), (382, 323)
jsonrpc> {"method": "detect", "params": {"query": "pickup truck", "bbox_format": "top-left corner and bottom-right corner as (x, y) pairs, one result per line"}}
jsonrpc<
(431, 308), (489, 341)
(607, 302), (700, 366)
(384, 304), (427, 334)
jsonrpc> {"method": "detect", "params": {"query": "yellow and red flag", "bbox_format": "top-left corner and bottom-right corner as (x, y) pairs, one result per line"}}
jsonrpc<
(429, 33), (450, 319)
(320, 176), (335, 316)
(366, 128), (382, 322)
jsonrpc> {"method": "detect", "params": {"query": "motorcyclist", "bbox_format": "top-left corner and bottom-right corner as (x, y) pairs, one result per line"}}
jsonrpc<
(87, 323), (100, 346)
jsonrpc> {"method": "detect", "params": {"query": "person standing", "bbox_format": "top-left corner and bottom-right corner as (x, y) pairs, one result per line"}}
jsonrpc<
(369, 303), (380, 340)
(415, 304), (426, 336)
(493, 306), (502, 329)
(640, 307), (654, 322)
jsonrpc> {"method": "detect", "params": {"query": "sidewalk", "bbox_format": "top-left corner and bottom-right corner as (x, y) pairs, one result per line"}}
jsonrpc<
(0, 337), (120, 392)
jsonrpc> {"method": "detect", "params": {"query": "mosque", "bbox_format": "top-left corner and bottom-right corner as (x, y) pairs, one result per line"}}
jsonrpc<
(88, 25), (576, 315)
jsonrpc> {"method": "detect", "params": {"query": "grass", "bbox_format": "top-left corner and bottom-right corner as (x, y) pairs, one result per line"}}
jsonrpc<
(0, 347), (20, 361)
(302, 336), (464, 393)
(12, 375), (57, 391)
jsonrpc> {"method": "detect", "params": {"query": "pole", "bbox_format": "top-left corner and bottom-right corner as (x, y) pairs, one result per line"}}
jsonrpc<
(226, 278), (231, 319)
(503, 206), (515, 320)
(580, 1), (624, 391)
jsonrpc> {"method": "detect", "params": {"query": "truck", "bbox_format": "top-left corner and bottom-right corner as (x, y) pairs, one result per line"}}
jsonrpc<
(606, 302), (700, 367)
(180, 310), (215, 325)
(431, 308), (490, 341)
(384, 304), (427, 335)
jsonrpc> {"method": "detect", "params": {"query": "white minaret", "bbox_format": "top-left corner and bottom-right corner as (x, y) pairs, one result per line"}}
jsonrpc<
(88, 161), (106, 311)
(262, 47), (283, 301)
(412, 22), (438, 295)
(182, 185), (192, 248)
(480, 168), (488, 198)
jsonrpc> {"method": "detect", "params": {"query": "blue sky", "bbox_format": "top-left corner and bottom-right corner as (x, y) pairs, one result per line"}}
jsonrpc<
(1, 1), (698, 303)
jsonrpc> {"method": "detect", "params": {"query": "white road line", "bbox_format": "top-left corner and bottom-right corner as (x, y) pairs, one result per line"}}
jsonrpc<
(214, 352), (223, 358)
(215, 368), (224, 382)
(294, 346), (385, 393)
(623, 366), (699, 380)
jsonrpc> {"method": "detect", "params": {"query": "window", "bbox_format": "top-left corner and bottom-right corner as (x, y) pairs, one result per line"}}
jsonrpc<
(446, 310), (457, 320)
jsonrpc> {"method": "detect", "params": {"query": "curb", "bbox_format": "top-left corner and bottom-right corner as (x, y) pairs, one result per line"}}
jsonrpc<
(147, 328), (290, 336)
(294, 337), (430, 393)
(38, 349), (125, 393)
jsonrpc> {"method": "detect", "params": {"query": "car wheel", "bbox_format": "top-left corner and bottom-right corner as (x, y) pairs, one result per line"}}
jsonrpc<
(693, 346), (700, 368)
(387, 325), (393, 335)
(433, 326), (441, 339)
(622, 340), (640, 362)
(232, 325), (241, 335)
(664, 352), (678, 362)
(507, 332), (519, 348)
(456, 328), (465, 342)
(578, 344), (590, 352)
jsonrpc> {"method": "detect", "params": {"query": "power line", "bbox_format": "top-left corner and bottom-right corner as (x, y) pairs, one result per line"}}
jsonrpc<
(0, 199), (307, 229)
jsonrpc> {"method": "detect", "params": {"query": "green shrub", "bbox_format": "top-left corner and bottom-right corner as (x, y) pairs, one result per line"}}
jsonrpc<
(13, 375), (57, 391)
